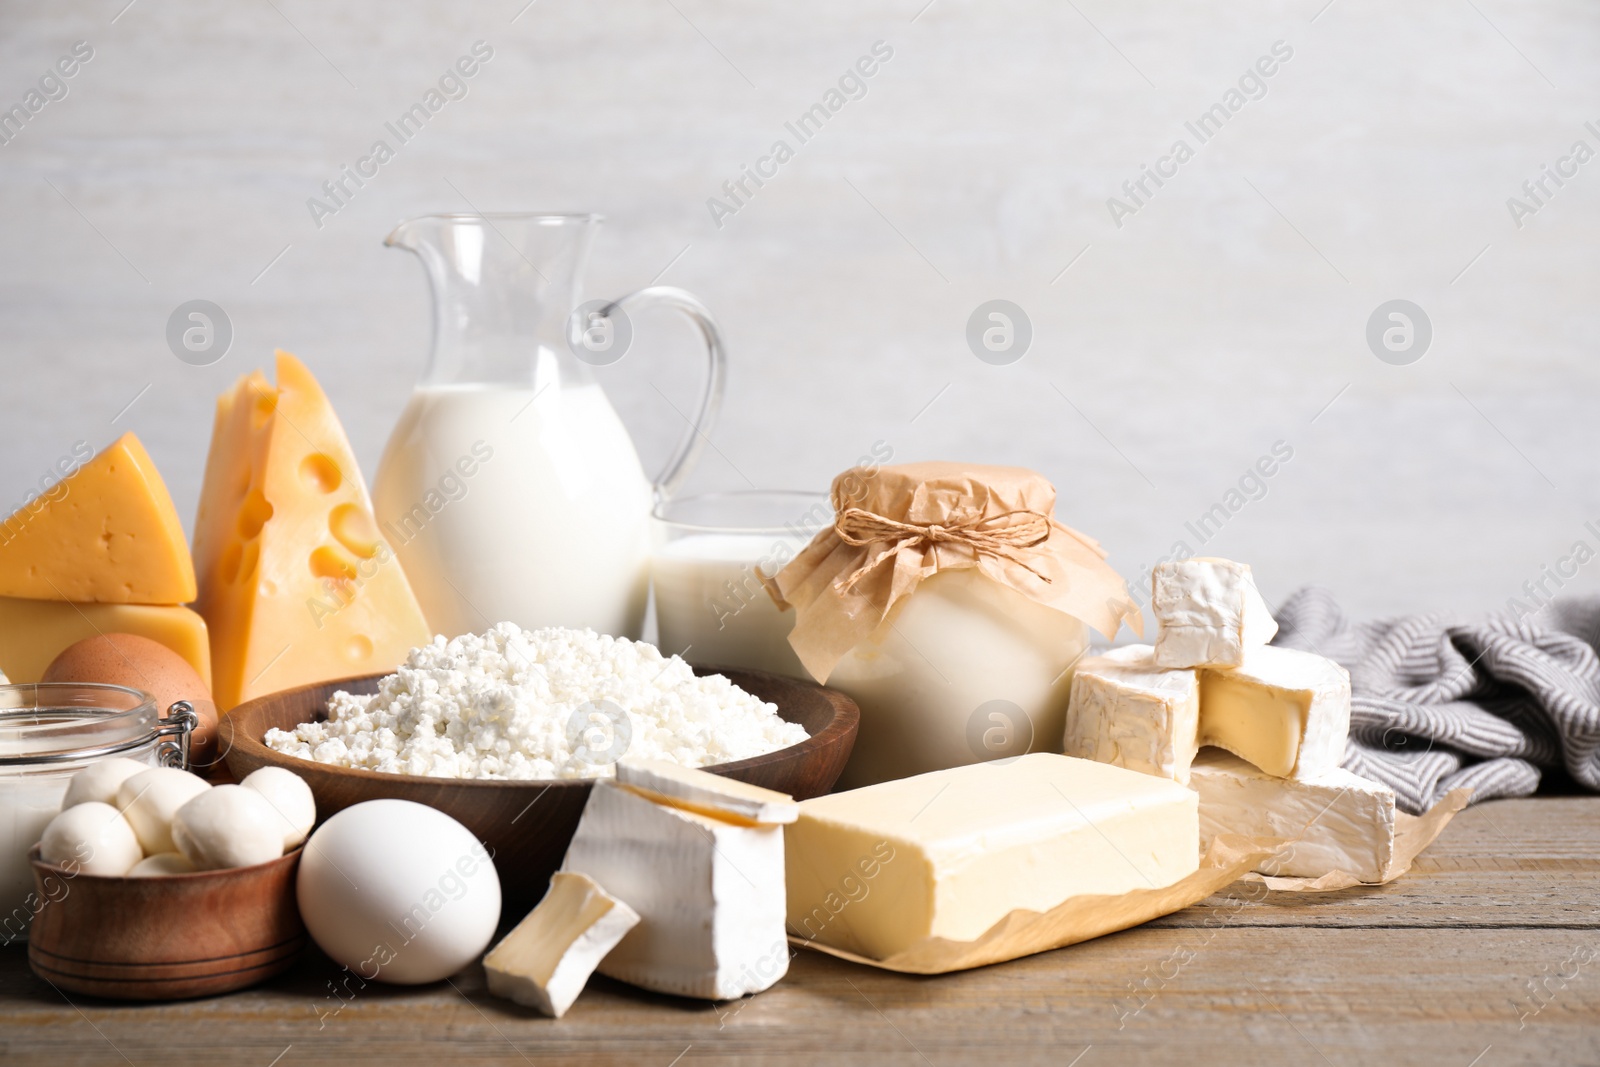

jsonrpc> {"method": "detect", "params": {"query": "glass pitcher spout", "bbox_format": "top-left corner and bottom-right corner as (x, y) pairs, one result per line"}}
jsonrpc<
(384, 212), (604, 390)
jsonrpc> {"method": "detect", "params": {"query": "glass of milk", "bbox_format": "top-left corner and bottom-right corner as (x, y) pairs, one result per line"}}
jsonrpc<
(650, 491), (831, 678)
(0, 684), (170, 943)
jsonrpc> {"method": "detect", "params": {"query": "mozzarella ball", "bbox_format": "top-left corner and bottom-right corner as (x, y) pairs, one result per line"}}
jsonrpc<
(116, 767), (211, 855)
(129, 852), (197, 877)
(241, 767), (316, 848)
(41, 802), (143, 876)
(63, 757), (151, 810)
(298, 800), (500, 985)
(171, 785), (285, 871)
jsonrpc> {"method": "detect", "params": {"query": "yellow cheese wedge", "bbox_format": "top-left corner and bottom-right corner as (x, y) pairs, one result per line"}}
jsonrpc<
(0, 596), (211, 687)
(193, 351), (432, 711)
(0, 433), (196, 604)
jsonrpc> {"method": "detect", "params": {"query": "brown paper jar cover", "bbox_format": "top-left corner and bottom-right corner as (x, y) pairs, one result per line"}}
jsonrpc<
(771, 461), (1142, 682)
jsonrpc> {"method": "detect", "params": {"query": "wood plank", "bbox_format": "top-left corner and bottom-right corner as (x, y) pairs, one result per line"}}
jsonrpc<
(1, 798), (1595, 1066)
(3, 926), (1596, 1066)
(1161, 797), (1600, 929)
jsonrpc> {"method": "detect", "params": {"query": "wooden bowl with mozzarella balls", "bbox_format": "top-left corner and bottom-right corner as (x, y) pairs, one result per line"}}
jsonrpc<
(24, 764), (316, 1000)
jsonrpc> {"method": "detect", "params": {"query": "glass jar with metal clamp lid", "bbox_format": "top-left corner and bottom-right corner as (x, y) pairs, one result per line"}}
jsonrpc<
(0, 683), (197, 942)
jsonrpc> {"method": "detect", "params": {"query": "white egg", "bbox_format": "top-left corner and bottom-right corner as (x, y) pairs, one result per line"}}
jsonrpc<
(172, 785), (285, 871)
(117, 767), (210, 855)
(63, 757), (150, 809)
(241, 766), (316, 848)
(41, 802), (143, 876)
(297, 799), (500, 985)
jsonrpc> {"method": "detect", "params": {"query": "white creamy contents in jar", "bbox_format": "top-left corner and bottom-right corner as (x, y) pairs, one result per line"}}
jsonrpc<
(652, 532), (809, 678)
(264, 624), (807, 780)
(826, 568), (1090, 789)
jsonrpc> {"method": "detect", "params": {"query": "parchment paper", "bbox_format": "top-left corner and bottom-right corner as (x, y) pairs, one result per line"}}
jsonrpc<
(1242, 787), (1471, 892)
(788, 836), (1277, 975)
(771, 462), (1143, 682)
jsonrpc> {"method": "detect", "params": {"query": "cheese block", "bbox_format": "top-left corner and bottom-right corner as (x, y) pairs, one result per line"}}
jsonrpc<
(0, 433), (196, 604)
(1198, 645), (1350, 780)
(0, 596), (211, 687)
(560, 780), (788, 1000)
(484, 871), (641, 1017)
(193, 352), (431, 710)
(1152, 558), (1277, 669)
(1189, 749), (1396, 882)
(785, 753), (1198, 960)
(1065, 644), (1200, 784)
(615, 758), (799, 825)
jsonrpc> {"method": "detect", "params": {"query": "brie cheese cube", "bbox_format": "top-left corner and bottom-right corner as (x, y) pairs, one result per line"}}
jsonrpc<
(560, 781), (788, 1000)
(1189, 749), (1396, 882)
(785, 753), (1198, 961)
(1065, 645), (1201, 784)
(1197, 645), (1350, 780)
(615, 758), (799, 825)
(483, 872), (640, 1018)
(1152, 558), (1279, 669)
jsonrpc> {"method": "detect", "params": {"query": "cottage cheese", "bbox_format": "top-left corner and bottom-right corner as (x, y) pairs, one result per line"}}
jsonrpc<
(262, 624), (808, 780)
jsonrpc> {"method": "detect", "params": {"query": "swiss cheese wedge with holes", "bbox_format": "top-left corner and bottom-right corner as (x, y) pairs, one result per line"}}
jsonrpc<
(193, 351), (430, 711)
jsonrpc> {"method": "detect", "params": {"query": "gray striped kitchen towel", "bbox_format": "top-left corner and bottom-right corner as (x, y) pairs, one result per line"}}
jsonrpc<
(1271, 587), (1600, 814)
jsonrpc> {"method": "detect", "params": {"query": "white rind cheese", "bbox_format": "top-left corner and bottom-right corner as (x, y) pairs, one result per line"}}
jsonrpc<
(561, 781), (788, 1000)
(1198, 645), (1351, 780)
(785, 754), (1199, 961)
(483, 871), (641, 1017)
(1152, 558), (1279, 669)
(615, 758), (799, 825)
(1189, 749), (1396, 882)
(1064, 645), (1200, 784)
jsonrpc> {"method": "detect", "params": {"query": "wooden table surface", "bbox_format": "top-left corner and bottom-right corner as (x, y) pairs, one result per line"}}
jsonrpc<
(2, 797), (1597, 1067)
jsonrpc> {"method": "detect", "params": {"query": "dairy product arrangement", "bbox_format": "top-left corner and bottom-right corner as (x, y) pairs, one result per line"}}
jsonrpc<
(0, 218), (1478, 1031)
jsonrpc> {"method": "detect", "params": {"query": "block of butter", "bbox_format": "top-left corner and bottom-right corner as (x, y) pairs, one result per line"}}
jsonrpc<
(1198, 645), (1351, 780)
(785, 753), (1198, 960)
(1152, 558), (1278, 669)
(1065, 645), (1200, 784)
(483, 871), (640, 1018)
(1189, 749), (1396, 883)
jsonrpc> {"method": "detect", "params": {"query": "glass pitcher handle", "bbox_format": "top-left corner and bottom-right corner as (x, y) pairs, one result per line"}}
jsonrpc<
(597, 286), (727, 501)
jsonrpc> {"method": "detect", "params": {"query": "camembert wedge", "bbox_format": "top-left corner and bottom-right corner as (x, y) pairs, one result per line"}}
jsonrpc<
(1152, 558), (1277, 669)
(1197, 645), (1350, 780)
(1189, 748), (1396, 883)
(560, 778), (788, 1000)
(1065, 644), (1200, 784)
(615, 758), (799, 825)
(785, 753), (1198, 960)
(483, 871), (640, 1018)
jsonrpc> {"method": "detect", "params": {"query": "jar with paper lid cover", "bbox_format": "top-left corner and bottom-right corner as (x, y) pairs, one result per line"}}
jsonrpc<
(770, 462), (1141, 789)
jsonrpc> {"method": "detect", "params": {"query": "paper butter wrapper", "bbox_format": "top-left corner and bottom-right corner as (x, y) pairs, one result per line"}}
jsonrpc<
(788, 836), (1278, 976)
(1240, 787), (1472, 893)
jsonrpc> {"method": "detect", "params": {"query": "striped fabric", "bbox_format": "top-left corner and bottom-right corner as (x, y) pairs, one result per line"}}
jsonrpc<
(1271, 587), (1600, 814)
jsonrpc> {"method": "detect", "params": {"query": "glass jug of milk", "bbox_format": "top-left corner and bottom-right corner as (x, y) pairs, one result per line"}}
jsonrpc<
(375, 214), (725, 639)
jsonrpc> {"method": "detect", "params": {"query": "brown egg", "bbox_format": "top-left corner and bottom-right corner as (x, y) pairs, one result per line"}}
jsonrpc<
(42, 633), (221, 773)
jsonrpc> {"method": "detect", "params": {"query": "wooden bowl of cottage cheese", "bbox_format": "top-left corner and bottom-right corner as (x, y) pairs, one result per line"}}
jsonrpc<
(221, 646), (857, 914)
